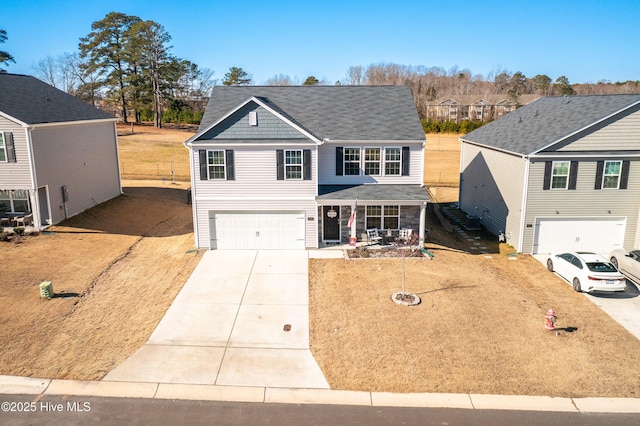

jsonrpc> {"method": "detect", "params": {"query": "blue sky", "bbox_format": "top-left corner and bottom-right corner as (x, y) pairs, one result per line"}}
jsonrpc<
(3, 0), (639, 85)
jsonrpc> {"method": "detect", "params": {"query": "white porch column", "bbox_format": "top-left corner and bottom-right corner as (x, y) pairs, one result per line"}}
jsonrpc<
(419, 201), (427, 246)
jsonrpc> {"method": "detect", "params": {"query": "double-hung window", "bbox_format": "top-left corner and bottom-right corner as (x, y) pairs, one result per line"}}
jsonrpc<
(551, 161), (570, 189)
(366, 205), (400, 230)
(0, 190), (30, 213)
(285, 149), (302, 180)
(0, 133), (6, 162)
(385, 147), (401, 176)
(383, 206), (399, 229)
(602, 160), (622, 189)
(364, 148), (380, 175)
(344, 147), (360, 175)
(208, 150), (226, 179)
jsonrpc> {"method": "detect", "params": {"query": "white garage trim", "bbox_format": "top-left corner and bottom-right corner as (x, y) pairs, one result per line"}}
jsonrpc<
(209, 211), (305, 250)
(533, 217), (626, 254)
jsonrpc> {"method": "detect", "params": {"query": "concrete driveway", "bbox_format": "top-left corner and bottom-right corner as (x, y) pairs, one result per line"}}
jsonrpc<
(534, 254), (640, 340)
(105, 250), (334, 389)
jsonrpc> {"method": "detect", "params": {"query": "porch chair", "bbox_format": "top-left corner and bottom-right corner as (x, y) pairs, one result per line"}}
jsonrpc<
(0, 216), (10, 227)
(366, 228), (383, 246)
(397, 228), (413, 246)
(14, 214), (33, 227)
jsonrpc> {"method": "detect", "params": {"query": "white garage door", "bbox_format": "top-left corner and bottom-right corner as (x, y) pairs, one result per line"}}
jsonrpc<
(533, 217), (626, 254)
(209, 211), (305, 250)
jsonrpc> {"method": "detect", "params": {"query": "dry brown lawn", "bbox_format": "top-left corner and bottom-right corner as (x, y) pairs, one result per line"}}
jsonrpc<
(2, 127), (639, 399)
(0, 180), (202, 380)
(117, 123), (195, 182)
(309, 205), (640, 397)
(423, 133), (461, 203)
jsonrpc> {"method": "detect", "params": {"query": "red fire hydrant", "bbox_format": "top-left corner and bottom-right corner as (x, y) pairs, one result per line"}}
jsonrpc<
(544, 308), (557, 331)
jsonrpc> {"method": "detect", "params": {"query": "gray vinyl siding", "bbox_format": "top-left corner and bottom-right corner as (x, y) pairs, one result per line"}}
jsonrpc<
(318, 142), (423, 185)
(200, 104), (308, 140)
(459, 143), (526, 247)
(30, 121), (121, 225)
(522, 159), (640, 253)
(194, 199), (317, 249)
(555, 109), (640, 151)
(191, 144), (318, 249)
(0, 115), (32, 189)
(192, 144), (317, 198)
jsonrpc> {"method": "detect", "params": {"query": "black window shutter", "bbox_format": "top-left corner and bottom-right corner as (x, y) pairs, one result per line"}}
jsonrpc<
(225, 150), (235, 180)
(543, 161), (552, 190)
(335, 147), (343, 176)
(401, 146), (410, 176)
(276, 149), (284, 180)
(303, 149), (311, 180)
(568, 161), (578, 190)
(199, 150), (208, 180)
(4, 132), (16, 163)
(594, 161), (604, 190)
(620, 160), (630, 189)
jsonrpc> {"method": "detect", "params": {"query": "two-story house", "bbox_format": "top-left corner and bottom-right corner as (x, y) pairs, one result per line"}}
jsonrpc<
(459, 94), (640, 254)
(185, 86), (428, 250)
(0, 73), (121, 229)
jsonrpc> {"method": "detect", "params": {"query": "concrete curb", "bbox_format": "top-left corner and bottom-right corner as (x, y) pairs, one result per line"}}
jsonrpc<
(2, 375), (640, 413)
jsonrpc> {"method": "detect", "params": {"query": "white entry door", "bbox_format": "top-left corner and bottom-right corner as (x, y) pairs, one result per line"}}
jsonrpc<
(209, 211), (305, 249)
(533, 217), (626, 254)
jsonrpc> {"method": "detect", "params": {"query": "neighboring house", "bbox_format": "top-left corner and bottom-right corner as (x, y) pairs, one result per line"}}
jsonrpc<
(185, 86), (428, 250)
(0, 73), (121, 229)
(459, 94), (640, 254)
(424, 95), (539, 122)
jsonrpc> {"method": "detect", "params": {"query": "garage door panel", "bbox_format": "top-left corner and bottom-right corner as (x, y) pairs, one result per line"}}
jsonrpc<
(533, 217), (625, 254)
(209, 211), (305, 250)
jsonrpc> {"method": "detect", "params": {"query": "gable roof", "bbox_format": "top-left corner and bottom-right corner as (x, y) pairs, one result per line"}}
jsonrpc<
(461, 94), (640, 155)
(197, 85), (425, 141)
(196, 96), (322, 143)
(0, 73), (114, 125)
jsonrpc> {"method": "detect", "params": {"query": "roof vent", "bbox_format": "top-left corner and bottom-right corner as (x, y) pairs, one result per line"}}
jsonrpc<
(249, 111), (258, 126)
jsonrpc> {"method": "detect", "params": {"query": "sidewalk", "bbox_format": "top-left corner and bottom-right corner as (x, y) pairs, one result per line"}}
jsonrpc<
(2, 374), (640, 413)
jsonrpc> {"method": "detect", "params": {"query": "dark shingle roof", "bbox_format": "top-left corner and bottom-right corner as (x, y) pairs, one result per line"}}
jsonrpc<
(318, 184), (429, 201)
(0, 73), (113, 124)
(461, 94), (640, 155)
(199, 86), (425, 141)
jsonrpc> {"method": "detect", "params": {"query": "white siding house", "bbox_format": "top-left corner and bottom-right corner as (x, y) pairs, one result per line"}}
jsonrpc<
(0, 73), (121, 229)
(186, 86), (429, 250)
(459, 94), (640, 254)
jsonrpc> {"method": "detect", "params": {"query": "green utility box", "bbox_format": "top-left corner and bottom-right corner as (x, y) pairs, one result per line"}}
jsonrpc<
(39, 281), (53, 299)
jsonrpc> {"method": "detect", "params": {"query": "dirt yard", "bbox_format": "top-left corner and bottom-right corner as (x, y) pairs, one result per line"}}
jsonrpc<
(2, 127), (639, 398)
(0, 180), (202, 380)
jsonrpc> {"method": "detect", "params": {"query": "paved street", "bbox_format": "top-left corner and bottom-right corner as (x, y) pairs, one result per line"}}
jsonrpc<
(2, 394), (640, 426)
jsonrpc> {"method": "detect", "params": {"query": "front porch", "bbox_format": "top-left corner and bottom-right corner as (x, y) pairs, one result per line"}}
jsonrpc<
(316, 184), (430, 247)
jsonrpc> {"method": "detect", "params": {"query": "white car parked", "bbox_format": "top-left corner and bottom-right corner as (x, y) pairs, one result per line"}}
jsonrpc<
(546, 252), (627, 293)
(609, 249), (640, 285)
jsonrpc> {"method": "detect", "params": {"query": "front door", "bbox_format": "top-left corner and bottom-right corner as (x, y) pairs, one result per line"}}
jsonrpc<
(323, 206), (340, 241)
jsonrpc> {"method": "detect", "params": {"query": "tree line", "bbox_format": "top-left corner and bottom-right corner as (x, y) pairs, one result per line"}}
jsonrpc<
(3, 14), (214, 127)
(2, 17), (640, 128)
